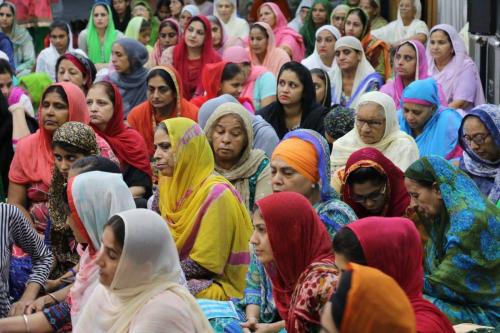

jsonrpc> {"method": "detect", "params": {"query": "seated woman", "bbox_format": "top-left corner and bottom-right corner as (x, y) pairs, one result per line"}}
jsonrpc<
(128, 66), (199, 157)
(108, 38), (149, 117)
(359, 0), (387, 30)
(300, 0), (332, 56)
(55, 52), (97, 94)
(214, 0), (249, 39)
(87, 81), (152, 205)
(330, 4), (349, 35)
(179, 5), (200, 32)
(74, 209), (212, 332)
(124, 16), (153, 53)
(457, 104), (500, 205)
(250, 192), (338, 332)
(301, 25), (340, 81)
(154, 117), (252, 300)
(323, 105), (355, 145)
(130, 0), (160, 47)
(311, 68), (331, 107)
(223, 45), (276, 110)
(168, 0), (183, 22)
(204, 102), (272, 211)
(111, 0), (132, 32)
(339, 147), (410, 218)
(399, 77), (462, 158)
(208, 15), (244, 57)
(333, 217), (455, 332)
(427, 24), (485, 112)
(288, 0), (311, 33)
(36, 20), (85, 81)
(331, 36), (383, 108)
(404, 156), (499, 326)
(257, 3), (305, 61)
(150, 19), (180, 66)
(330, 91), (419, 173)
(257, 61), (329, 139)
(344, 8), (391, 81)
(0, 58), (35, 121)
(321, 263), (416, 333)
(248, 22), (290, 78)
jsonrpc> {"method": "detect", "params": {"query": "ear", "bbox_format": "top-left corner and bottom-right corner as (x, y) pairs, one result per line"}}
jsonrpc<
(432, 182), (442, 200)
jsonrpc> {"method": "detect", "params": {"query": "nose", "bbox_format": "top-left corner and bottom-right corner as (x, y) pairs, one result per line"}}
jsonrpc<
(469, 141), (480, 150)
(221, 132), (231, 144)
(88, 101), (98, 113)
(236, 85), (243, 96)
(408, 196), (417, 210)
(361, 122), (371, 132)
(152, 89), (160, 99)
(153, 147), (162, 161)
(249, 230), (258, 245)
(1, 87), (8, 96)
(95, 248), (105, 268)
(60, 159), (70, 172)
(60, 72), (70, 81)
(271, 172), (283, 187)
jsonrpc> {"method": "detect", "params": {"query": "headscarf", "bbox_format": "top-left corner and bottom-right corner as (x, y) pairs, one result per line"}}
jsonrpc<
(347, 217), (454, 333)
(333, 263), (416, 333)
(404, 157), (500, 325)
(301, 25), (340, 79)
(249, 0), (291, 22)
(204, 102), (269, 210)
(127, 65), (199, 156)
(56, 52), (97, 91)
(158, 117), (252, 299)
(399, 77), (462, 158)
(0, 2), (32, 70)
(458, 104), (500, 203)
(330, 91), (419, 173)
(86, 3), (119, 63)
(108, 38), (149, 115)
(249, 22), (290, 77)
(324, 105), (355, 140)
(331, 36), (383, 108)
(18, 72), (53, 110)
(426, 24), (485, 109)
(124, 16), (148, 42)
(172, 16), (221, 99)
(342, 147), (410, 218)
(273, 137), (319, 183)
(258, 3), (305, 62)
(151, 18), (180, 66)
(131, 0), (160, 46)
(74, 209), (212, 333)
(311, 68), (332, 107)
(90, 82), (151, 177)
(214, 0), (249, 39)
(181, 4), (201, 18)
(255, 192), (336, 333)
(300, 0), (332, 56)
(8, 82), (90, 187)
(288, 0), (313, 32)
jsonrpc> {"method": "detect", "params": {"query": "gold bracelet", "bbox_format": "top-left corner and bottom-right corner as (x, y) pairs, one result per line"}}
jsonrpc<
(47, 292), (59, 304)
(22, 314), (31, 333)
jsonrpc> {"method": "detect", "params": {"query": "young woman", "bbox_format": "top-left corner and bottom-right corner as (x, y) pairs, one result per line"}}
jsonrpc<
(214, 0), (249, 39)
(128, 65), (199, 157)
(300, 0), (332, 56)
(427, 24), (485, 112)
(151, 18), (180, 66)
(0, 58), (35, 118)
(207, 15), (244, 56)
(311, 68), (331, 107)
(204, 102), (272, 211)
(359, 0), (387, 30)
(301, 25), (340, 81)
(36, 20), (85, 81)
(78, 3), (123, 69)
(330, 36), (383, 108)
(74, 209), (212, 332)
(124, 16), (153, 52)
(257, 61), (328, 139)
(169, 0), (184, 22)
(131, 0), (160, 46)
(55, 52), (97, 94)
(179, 5), (200, 32)
(108, 38), (149, 116)
(156, 0), (171, 20)
(111, 0), (132, 32)
(404, 157), (499, 326)
(0, 2), (34, 77)
(330, 4), (349, 35)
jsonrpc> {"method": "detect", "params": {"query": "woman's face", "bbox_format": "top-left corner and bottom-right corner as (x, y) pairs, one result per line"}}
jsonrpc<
(50, 27), (69, 54)
(316, 29), (336, 59)
(271, 157), (316, 199)
(277, 69), (303, 106)
(53, 146), (86, 179)
(335, 46), (362, 72)
(157, 5), (171, 20)
(148, 75), (176, 110)
(463, 116), (500, 162)
(311, 3), (327, 26)
(355, 102), (386, 144)
(0, 6), (14, 30)
(0, 72), (13, 99)
(96, 226), (122, 287)
(159, 25), (179, 48)
(211, 22), (222, 47)
(404, 178), (443, 219)
(350, 180), (387, 214)
(87, 85), (115, 131)
(138, 27), (151, 46)
(153, 128), (176, 177)
(249, 27), (268, 57)
(41, 92), (70, 133)
(216, 0), (234, 23)
(250, 210), (274, 264)
(112, 0), (130, 15)
(179, 11), (193, 30)
(429, 30), (454, 65)
(220, 72), (245, 99)
(258, 5), (276, 28)
(185, 20), (206, 49)
(132, 5), (150, 20)
(394, 43), (417, 79)
(402, 102), (434, 132)
(331, 10), (346, 35)
(211, 114), (247, 168)
(170, 0), (183, 17)
(345, 13), (364, 39)
(398, 0), (416, 20)
(57, 59), (86, 89)
(111, 43), (131, 74)
(360, 0), (377, 18)
(312, 73), (326, 105)
(93, 5), (110, 30)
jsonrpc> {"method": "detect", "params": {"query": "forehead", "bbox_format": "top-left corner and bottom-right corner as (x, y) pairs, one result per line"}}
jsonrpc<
(50, 27), (67, 35)
(154, 128), (171, 142)
(188, 20), (205, 30)
(397, 43), (416, 55)
(346, 12), (362, 22)
(357, 102), (384, 118)
(94, 5), (108, 14)
(0, 6), (13, 14)
(0, 72), (12, 82)
(271, 156), (292, 169)
(318, 29), (335, 38)
(463, 116), (487, 132)
(112, 43), (126, 53)
(403, 102), (429, 112)
(59, 59), (80, 70)
(279, 69), (300, 82)
(215, 114), (244, 128)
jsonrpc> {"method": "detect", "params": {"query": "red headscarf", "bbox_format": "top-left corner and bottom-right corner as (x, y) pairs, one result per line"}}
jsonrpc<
(172, 16), (221, 99)
(347, 217), (454, 333)
(341, 147), (410, 218)
(9, 82), (90, 187)
(90, 82), (152, 177)
(255, 192), (334, 330)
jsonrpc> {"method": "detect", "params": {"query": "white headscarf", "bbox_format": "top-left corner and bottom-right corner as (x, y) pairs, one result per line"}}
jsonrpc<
(74, 209), (212, 333)
(301, 25), (340, 81)
(288, 0), (313, 32)
(330, 91), (419, 172)
(214, 0), (249, 39)
(181, 4), (201, 17)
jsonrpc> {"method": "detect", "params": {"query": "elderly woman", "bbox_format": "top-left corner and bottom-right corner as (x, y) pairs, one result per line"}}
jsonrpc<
(56, 52), (97, 94)
(214, 0), (249, 39)
(359, 0), (387, 30)
(457, 104), (500, 205)
(330, 91), (419, 173)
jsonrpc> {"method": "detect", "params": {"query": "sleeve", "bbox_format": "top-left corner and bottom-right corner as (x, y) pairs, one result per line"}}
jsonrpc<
(239, 253), (265, 307)
(0, 39), (16, 70)
(20, 94), (35, 118)
(16, 38), (35, 75)
(255, 72), (277, 100)
(254, 164), (272, 203)
(413, 20), (429, 37)
(371, 24), (392, 44)
(78, 30), (87, 54)
(449, 63), (478, 103)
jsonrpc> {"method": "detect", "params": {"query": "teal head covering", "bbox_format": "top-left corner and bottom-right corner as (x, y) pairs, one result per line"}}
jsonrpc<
(300, 0), (333, 55)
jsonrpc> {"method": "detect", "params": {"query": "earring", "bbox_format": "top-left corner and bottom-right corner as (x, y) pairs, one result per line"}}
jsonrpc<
(311, 184), (316, 189)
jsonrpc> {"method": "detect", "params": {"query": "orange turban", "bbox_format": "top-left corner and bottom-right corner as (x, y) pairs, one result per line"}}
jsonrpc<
(272, 137), (319, 183)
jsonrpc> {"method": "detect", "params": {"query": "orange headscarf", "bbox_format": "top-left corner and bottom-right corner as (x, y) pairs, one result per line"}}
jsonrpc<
(272, 137), (319, 183)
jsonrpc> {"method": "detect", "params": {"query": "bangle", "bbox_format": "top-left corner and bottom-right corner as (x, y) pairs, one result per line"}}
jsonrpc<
(47, 292), (59, 304)
(68, 267), (76, 276)
(22, 314), (31, 333)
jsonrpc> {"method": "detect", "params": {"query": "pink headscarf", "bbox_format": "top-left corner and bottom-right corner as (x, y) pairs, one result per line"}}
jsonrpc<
(249, 22), (290, 77)
(152, 19), (181, 66)
(258, 2), (305, 62)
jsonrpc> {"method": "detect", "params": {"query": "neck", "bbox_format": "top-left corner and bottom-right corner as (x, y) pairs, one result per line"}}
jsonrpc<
(188, 46), (202, 59)
(96, 27), (106, 38)
(342, 68), (356, 79)
(95, 122), (107, 132)
(401, 76), (413, 87)
(434, 56), (452, 71)
(3, 26), (12, 34)
(256, 52), (265, 64)
(411, 127), (423, 137)
(401, 16), (413, 26)
(216, 159), (236, 171)
(307, 188), (321, 206)
(320, 54), (334, 67)
(283, 103), (302, 118)
(154, 103), (175, 118)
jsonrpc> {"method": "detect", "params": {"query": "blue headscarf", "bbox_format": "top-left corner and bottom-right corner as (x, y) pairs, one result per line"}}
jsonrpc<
(398, 77), (462, 158)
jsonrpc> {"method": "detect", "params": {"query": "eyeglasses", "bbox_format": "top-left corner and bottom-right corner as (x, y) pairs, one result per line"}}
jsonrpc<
(350, 183), (386, 203)
(463, 133), (490, 146)
(355, 118), (385, 128)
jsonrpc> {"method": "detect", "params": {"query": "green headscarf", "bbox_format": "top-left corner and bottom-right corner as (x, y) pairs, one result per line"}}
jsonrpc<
(87, 3), (118, 64)
(300, 0), (333, 56)
(18, 72), (53, 112)
(132, 0), (160, 46)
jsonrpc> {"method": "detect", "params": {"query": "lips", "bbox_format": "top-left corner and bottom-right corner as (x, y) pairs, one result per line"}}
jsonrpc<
(279, 95), (289, 100)
(44, 120), (58, 126)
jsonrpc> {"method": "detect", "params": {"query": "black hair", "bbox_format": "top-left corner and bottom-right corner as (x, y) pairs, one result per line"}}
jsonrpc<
(277, 61), (317, 112)
(0, 58), (13, 76)
(310, 68), (332, 107)
(93, 3), (110, 14)
(221, 63), (243, 82)
(156, 0), (172, 14)
(431, 29), (455, 54)
(42, 85), (69, 106)
(147, 68), (177, 95)
(408, 178), (434, 189)
(346, 167), (386, 186)
(345, 7), (369, 36)
(55, 53), (97, 92)
(106, 215), (125, 248)
(250, 23), (268, 38)
(139, 18), (152, 33)
(71, 156), (122, 174)
(49, 20), (70, 35)
(159, 17), (179, 33)
(332, 227), (367, 265)
(52, 141), (92, 156)
(330, 269), (353, 329)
